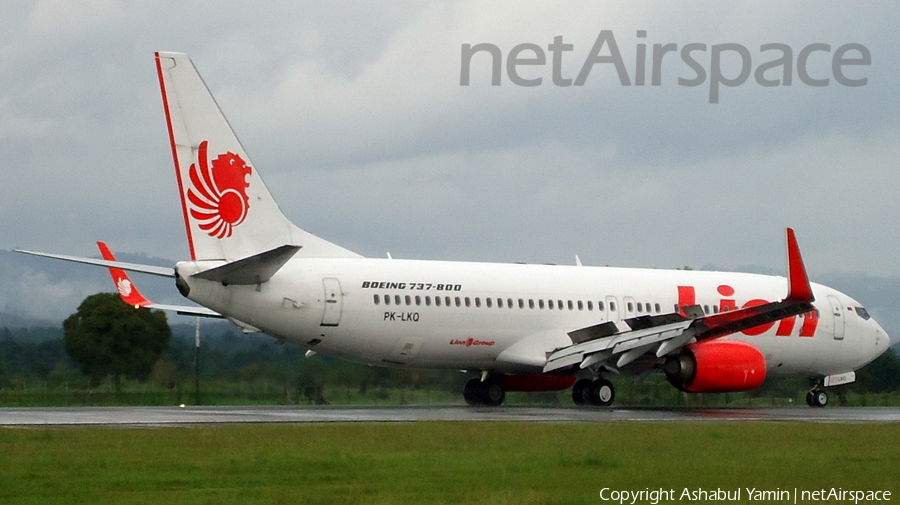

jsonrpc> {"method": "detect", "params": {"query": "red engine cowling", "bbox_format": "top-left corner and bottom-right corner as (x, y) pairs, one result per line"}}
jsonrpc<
(663, 340), (766, 393)
(499, 374), (577, 392)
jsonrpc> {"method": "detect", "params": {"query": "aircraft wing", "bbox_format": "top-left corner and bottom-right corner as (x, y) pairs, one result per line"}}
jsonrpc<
(544, 228), (815, 373)
(96, 241), (222, 318)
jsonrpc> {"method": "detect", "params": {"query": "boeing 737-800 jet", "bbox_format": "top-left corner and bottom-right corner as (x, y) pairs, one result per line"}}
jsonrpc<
(18, 52), (890, 407)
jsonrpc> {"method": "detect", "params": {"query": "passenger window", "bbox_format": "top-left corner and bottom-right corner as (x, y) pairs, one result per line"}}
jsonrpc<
(465, 297), (471, 307)
(445, 296), (451, 307)
(637, 302), (643, 313)
(395, 295), (401, 306)
(384, 294), (391, 306)
(518, 299), (524, 309)
(655, 303), (661, 313)
(703, 305), (710, 315)
(497, 298), (503, 308)
(567, 300), (574, 310)
(558, 300), (564, 310)
(475, 297), (481, 307)
(508, 298), (514, 308)
(610, 302), (616, 311)
(577, 300), (583, 310)
(598, 301), (604, 311)
(587, 301), (593, 310)
(627, 302), (633, 312)
(415, 295), (422, 306)
(486, 298), (493, 308)
(435, 296), (441, 307)
(530, 299), (536, 309)
(405, 295), (411, 305)
(425, 296), (431, 306)
(455, 296), (461, 307)
(374, 294), (380, 305)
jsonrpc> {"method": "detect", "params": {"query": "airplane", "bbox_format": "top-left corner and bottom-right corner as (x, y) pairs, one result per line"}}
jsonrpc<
(17, 52), (891, 408)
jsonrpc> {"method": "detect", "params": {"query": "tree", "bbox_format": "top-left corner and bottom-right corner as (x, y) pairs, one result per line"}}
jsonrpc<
(855, 348), (900, 393)
(63, 293), (171, 390)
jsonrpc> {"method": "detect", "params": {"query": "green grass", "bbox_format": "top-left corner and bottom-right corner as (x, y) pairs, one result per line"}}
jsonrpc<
(1, 422), (898, 504)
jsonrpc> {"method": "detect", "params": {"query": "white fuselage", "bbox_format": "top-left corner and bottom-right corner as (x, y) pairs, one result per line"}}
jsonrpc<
(176, 257), (890, 378)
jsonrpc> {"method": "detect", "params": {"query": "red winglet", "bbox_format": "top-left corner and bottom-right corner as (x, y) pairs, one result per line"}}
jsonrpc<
(97, 242), (152, 309)
(786, 228), (814, 302)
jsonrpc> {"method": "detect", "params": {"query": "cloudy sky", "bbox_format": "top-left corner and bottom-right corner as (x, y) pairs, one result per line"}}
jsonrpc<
(2, 1), (898, 287)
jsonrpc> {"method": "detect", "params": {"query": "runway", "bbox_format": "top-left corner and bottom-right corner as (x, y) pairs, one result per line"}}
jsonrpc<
(2, 405), (900, 426)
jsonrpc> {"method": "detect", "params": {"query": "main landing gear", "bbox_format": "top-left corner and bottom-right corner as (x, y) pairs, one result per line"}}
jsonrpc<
(806, 379), (828, 407)
(572, 377), (615, 407)
(464, 377), (506, 406)
(462, 375), (615, 407)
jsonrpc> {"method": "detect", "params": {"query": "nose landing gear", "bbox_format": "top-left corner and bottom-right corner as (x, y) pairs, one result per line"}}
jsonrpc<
(806, 378), (828, 407)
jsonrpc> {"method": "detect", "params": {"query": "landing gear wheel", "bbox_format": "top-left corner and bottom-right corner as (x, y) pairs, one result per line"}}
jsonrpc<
(587, 378), (615, 407)
(463, 378), (481, 406)
(572, 379), (592, 406)
(482, 382), (506, 407)
(806, 388), (827, 407)
(463, 378), (506, 406)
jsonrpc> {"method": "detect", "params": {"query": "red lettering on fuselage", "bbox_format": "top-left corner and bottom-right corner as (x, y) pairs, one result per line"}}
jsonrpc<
(676, 284), (818, 337)
(677, 286), (696, 316)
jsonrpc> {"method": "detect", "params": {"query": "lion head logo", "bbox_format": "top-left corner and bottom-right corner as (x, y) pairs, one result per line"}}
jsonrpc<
(187, 140), (252, 239)
(116, 278), (133, 298)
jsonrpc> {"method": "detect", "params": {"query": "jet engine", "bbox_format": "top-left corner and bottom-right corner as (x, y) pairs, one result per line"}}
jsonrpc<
(663, 339), (766, 393)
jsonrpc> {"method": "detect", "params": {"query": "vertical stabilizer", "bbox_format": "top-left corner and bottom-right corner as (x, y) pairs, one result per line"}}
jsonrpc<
(154, 52), (359, 261)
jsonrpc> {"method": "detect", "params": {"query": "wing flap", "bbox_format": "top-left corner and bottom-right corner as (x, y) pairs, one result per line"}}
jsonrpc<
(544, 228), (816, 374)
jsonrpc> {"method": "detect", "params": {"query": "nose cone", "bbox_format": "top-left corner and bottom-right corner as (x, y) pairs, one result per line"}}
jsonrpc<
(869, 321), (891, 363)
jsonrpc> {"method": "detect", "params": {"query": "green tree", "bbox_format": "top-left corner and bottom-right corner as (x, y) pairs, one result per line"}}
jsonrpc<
(855, 348), (900, 393)
(63, 293), (171, 391)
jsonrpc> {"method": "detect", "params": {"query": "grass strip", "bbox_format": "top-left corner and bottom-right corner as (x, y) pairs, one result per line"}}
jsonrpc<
(1, 422), (897, 504)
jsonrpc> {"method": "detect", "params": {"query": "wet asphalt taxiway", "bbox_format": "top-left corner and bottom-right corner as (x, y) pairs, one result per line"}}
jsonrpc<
(1, 405), (899, 426)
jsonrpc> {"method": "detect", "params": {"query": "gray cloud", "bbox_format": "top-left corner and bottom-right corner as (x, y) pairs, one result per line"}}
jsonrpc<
(1, 0), (898, 294)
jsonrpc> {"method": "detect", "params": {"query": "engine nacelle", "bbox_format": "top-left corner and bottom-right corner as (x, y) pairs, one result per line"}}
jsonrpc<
(499, 374), (577, 392)
(663, 340), (766, 393)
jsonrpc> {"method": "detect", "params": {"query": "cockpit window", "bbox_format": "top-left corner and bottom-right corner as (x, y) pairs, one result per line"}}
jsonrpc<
(855, 307), (871, 320)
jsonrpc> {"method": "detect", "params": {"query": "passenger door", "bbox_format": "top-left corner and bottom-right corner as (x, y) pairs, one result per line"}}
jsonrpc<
(828, 295), (845, 340)
(321, 277), (343, 327)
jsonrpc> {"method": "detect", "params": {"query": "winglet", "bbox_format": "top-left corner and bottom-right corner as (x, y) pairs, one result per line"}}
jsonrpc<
(97, 241), (152, 308)
(785, 228), (814, 302)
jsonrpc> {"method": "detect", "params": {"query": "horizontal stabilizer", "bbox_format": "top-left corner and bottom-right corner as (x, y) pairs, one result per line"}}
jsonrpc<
(192, 244), (301, 285)
(15, 249), (174, 277)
